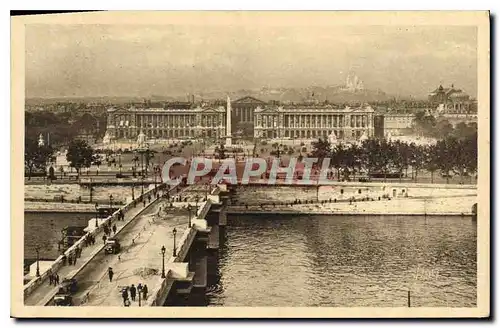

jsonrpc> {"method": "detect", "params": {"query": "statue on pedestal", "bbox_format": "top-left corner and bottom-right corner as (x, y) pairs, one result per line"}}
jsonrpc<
(38, 133), (45, 147)
(137, 130), (147, 148)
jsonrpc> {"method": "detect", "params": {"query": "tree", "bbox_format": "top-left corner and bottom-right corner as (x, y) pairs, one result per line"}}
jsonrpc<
(66, 140), (95, 178)
(409, 144), (425, 183)
(25, 139), (53, 180)
(311, 138), (331, 165)
(424, 144), (440, 183)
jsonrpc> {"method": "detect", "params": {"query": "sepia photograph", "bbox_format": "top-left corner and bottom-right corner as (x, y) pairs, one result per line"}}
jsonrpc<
(11, 11), (490, 318)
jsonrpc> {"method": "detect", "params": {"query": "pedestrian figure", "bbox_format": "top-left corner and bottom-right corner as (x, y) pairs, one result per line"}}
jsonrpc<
(49, 273), (53, 285)
(103, 235), (107, 244)
(124, 299), (131, 307)
(62, 254), (67, 266)
(108, 267), (114, 282)
(122, 287), (129, 305)
(104, 226), (109, 236)
(142, 284), (148, 300)
(130, 284), (137, 301)
(68, 255), (73, 266)
(143, 200), (146, 207)
(55, 274), (60, 285)
(112, 224), (117, 235)
(73, 255), (77, 265)
(148, 195), (151, 203)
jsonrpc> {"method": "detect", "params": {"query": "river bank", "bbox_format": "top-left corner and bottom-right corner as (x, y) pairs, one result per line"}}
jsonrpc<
(228, 183), (477, 216)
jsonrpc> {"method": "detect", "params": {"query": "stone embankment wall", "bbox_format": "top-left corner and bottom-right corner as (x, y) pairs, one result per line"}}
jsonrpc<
(230, 183), (477, 216)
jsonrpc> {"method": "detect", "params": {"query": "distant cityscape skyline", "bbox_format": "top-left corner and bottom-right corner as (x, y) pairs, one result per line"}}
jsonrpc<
(25, 23), (477, 100)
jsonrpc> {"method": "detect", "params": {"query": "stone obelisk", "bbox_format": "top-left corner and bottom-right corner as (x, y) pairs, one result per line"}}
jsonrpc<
(225, 96), (232, 147)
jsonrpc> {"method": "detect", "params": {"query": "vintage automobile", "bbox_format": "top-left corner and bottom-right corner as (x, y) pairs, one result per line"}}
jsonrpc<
(105, 238), (121, 254)
(58, 278), (78, 294)
(53, 293), (73, 306)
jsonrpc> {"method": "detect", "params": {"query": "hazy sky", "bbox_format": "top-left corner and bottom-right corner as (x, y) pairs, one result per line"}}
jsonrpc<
(25, 24), (477, 99)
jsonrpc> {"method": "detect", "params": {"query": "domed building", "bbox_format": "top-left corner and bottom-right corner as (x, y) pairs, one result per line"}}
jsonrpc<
(428, 84), (476, 114)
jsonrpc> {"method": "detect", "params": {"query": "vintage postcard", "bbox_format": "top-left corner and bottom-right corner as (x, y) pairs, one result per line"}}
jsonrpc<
(11, 11), (490, 318)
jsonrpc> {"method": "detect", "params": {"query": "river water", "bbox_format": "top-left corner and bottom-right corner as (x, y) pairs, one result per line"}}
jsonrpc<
(204, 215), (476, 307)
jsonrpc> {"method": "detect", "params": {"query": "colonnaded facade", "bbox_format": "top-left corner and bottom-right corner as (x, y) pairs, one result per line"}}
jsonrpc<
(253, 105), (374, 140)
(105, 106), (229, 140)
(105, 100), (375, 142)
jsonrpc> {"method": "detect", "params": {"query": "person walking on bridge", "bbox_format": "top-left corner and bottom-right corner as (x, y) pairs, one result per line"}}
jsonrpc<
(112, 224), (117, 235)
(142, 284), (148, 300)
(103, 235), (107, 244)
(122, 287), (129, 306)
(130, 284), (137, 301)
(108, 267), (114, 282)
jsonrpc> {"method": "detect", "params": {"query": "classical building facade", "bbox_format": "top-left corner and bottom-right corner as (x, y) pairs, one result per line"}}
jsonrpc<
(231, 96), (267, 137)
(253, 105), (375, 141)
(105, 99), (377, 143)
(382, 113), (415, 137)
(105, 106), (228, 140)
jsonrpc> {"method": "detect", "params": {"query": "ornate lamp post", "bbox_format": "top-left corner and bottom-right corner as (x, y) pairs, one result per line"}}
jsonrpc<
(118, 153), (122, 175)
(109, 194), (113, 210)
(172, 228), (177, 257)
(141, 176), (145, 195)
(35, 246), (40, 277)
(154, 166), (158, 189)
(131, 185), (135, 200)
(161, 245), (166, 278)
(95, 203), (99, 228)
(187, 204), (192, 228)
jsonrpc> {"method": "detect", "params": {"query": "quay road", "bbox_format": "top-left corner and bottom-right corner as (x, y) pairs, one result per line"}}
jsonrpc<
(24, 185), (188, 306)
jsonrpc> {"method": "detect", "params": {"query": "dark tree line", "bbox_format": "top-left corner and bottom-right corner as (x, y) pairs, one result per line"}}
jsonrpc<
(311, 133), (477, 184)
(413, 111), (477, 140)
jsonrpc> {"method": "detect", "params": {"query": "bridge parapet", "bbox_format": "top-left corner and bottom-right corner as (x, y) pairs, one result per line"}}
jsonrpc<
(148, 189), (219, 306)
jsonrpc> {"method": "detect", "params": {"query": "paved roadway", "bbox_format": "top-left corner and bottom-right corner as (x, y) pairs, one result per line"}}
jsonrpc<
(24, 185), (186, 306)
(73, 199), (190, 306)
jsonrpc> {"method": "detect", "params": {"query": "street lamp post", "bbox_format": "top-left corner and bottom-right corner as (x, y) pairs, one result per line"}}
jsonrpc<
(154, 166), (158, 189)
(95, 203), (99, 228)
(35, 247), (40, 277)
(89, 178), (93, 203)
(161, 245), (166, 278)
(118, 153), (122, 175)
(109, 194), (113, 211)
(141, 176), (145, 195)
(195, 196), (199, 214)
(188, 204), (192, 228)
(172, 228), (177, 257)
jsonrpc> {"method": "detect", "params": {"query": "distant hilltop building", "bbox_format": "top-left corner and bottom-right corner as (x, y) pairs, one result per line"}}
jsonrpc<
(340, 72), (365, 92)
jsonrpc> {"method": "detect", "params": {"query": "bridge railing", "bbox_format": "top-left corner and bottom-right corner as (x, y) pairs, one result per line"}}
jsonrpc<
(23, 182), (171, 299)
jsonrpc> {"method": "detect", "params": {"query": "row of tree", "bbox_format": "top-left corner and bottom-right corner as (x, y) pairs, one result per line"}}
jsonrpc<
(25, 139), (97, 179)
(311, 133), (477, 183)
(413, 111), (477, 140)
(25, 111), (107, 147)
